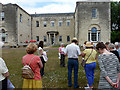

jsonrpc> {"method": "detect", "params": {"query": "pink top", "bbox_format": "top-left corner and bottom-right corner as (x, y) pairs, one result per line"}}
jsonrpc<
(59, 47), (65, 54)
(22, 54), (41, 80)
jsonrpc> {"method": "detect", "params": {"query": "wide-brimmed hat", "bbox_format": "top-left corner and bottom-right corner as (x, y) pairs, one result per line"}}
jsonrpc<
(72, 37), (78, 41)
(85, 42), (93, 47)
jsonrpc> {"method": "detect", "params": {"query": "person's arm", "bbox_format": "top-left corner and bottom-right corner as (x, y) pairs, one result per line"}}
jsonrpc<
(105, 76), (117, 87)
(95, 54), (98, 60)
(2, 72), (9, 78)
(39, 61), (43, 68)
(98, 55), (117, 87)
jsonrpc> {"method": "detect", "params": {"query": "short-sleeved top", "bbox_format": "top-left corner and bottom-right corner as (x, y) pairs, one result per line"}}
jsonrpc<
(59, 47), (65, 54)
(83, 49), (97, 64)
(22, 54), (41, 80)
(0, 58), (8, 81)
(65, 43), (81, 59)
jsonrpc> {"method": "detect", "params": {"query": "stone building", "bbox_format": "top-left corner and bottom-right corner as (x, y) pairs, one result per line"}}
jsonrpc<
(0, 1), (111, 46)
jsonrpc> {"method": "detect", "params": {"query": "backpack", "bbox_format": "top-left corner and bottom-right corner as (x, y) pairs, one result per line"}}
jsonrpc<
(22, 56), (35, 79)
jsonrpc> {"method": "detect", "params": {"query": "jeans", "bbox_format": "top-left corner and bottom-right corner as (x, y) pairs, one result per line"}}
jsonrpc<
(60, 54), (65, 67)
(67, 58), (79, 88)
(85, 62), (96, 86)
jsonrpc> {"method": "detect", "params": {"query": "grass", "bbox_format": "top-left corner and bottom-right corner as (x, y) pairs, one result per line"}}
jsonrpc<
(2, 47), (100, 88)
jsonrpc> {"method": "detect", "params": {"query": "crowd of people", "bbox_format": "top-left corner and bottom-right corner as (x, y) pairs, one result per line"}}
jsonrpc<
(0, 38), (120, 89)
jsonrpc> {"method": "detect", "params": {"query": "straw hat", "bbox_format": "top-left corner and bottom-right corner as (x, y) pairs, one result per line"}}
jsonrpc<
(85, 42), (93, 47)
(72, 37), (78, 41)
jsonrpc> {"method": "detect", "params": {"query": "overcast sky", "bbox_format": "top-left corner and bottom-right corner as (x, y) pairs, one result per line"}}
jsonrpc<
(0, 0), (120, 14)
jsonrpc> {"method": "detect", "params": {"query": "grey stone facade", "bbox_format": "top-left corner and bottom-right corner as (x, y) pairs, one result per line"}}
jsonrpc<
(0, 1), (111, 46)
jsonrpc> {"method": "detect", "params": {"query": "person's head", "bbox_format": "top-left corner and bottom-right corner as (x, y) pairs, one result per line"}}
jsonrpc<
(38, 41), (44, 48)
(26, 43), (37, 54)
(105, 42), (110, 50)
(115, 42), (119, 50)
(72, 37), (78, 44)
(84, 41), (87, 45)
(96, 42), (106, 54)
(61, 43), (64, 47)
(108, 43), (115, 50)
(85, 42), (93, 49)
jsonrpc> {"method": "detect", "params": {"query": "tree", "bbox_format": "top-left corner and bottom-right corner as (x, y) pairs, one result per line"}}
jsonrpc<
(111, 2), (120, 43)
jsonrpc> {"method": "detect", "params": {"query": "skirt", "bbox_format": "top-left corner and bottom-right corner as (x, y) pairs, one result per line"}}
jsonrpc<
(23, 79), (42, 88)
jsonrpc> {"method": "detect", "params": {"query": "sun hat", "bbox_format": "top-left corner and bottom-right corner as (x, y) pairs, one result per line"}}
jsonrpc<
(85, 42), (93, 47)
(72, 37), (78, 41)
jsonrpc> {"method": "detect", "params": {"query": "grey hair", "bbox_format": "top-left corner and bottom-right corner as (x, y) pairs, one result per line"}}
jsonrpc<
(108, 43), (115, 49)
(61, 43), (64, 46)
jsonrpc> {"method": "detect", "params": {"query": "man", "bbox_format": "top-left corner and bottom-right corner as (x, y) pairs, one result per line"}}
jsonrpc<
(64, 37), (81, 88)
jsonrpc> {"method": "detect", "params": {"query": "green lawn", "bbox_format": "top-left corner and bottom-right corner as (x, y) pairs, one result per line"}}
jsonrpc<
(2, 47), (100, 88)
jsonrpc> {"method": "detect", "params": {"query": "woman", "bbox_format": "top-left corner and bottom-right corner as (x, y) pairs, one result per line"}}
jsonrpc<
(108, 43), (120, 62)
(22, 43), (43, 88)
(38, 41), (48, 76)
(81, 42), (97, 88)
(96, 42), (120, 89)
(0, 42), (9, 90)
(59, 43), (65, 67)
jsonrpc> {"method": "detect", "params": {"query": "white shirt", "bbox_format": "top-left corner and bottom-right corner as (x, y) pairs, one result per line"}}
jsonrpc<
(0, 58), (8, 81)
(65, 43), (81, 58)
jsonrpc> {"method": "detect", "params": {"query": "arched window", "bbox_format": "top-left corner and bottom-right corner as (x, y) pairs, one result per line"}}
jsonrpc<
(88, 27), (100, 42)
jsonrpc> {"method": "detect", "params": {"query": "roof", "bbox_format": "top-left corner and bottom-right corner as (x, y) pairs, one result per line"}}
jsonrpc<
(31, 13), (74, 17)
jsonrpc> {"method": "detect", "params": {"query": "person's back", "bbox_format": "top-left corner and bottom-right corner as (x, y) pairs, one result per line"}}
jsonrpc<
(83, 49), (97, 63)
(66, 43), (80, 59)
(23, 54), (41, 80)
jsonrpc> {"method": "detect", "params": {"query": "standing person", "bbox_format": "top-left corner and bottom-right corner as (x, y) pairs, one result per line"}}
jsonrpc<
(105, 42), (110, 50)
(64, 37), (81, 88)
(22, 43), (43, 88)
(0, 42), (9, 90)
(38, 41), (48, 76)
(115, 42), (120, 60)
(96, 42), (120, 89)
(83, 41), (87, 50)
(81, 42), (97, 88)
(108, 43), (120, 62)
(59, 43), (65, 67)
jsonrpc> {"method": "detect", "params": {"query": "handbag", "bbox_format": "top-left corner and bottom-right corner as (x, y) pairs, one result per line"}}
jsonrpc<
(81, 49), (93, 67)
(21, 56), (35, 79)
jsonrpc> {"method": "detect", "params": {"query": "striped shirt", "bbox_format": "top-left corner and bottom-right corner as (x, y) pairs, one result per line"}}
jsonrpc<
(98, 54), (120, 89)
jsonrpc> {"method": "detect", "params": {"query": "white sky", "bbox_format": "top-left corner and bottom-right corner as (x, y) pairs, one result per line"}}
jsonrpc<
(0, 0), (120, 14)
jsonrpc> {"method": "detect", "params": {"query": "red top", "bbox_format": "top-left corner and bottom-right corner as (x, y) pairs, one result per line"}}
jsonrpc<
(22, 54), (41, 80)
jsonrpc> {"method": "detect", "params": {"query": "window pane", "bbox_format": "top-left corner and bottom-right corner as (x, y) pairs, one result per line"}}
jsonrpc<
(59, 36), (62, 42)
(66, 21), (70, 26)
(51, 21), (54, 27)
(20, 14), (22, 22)
(67, 36), (70, 42)
(36, 36), (39, 41)
(44, 21), (47, 27)
(59, 21), (62, 26)
(98, 32), (100, 41)
(91, 33), (97, 41)
(1, 11), (4, 21)
(92, 8), (97, 18)
(44, 36), (47, 42)
(91, 27), (97, 33)
(36, 21), (39, 27)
